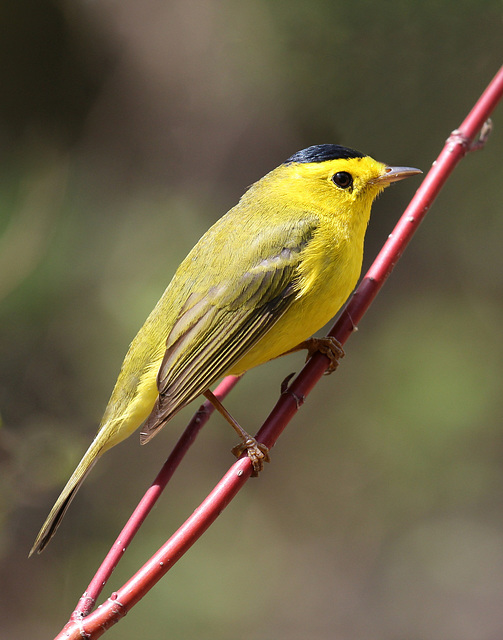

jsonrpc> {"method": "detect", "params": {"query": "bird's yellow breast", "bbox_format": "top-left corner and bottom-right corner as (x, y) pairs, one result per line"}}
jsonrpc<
(229, 210), (366, 373)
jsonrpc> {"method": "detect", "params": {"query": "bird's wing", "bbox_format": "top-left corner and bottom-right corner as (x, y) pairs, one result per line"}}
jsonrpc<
(140, 218), (317, 444)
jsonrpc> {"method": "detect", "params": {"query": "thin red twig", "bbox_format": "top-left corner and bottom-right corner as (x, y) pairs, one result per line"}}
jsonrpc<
(71, 375), (241, 619)
(54, 64), (503, 640)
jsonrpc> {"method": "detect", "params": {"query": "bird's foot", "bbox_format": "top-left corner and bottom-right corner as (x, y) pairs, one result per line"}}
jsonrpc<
(231, 438), (270, 477)
(305, 336), (345, 374)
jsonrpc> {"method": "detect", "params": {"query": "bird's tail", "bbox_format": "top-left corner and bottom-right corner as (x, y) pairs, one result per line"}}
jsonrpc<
(29, 436), (104, 556)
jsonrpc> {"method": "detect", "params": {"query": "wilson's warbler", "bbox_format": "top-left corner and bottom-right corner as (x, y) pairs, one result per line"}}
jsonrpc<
(30, 144), (420, 555)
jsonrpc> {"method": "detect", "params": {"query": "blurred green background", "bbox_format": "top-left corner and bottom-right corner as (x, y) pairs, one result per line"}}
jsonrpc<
(1, 1), (502, 638)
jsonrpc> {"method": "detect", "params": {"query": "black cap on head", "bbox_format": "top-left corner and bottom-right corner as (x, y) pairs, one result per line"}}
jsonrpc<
(284, 144), (366, 165)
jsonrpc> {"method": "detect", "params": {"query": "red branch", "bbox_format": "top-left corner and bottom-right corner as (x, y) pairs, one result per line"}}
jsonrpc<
(71, 375), (241, 619)
(55, 64), (503, 640)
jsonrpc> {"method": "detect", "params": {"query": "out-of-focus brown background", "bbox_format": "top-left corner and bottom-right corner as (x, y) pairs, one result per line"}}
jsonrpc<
(1, 1), (502, 638)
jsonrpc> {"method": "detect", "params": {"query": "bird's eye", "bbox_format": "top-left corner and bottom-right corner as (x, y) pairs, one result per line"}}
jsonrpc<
(331, 171), (353, 189)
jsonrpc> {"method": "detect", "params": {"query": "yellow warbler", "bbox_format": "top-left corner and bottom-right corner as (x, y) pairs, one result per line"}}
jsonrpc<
(31, 144), (420, 555)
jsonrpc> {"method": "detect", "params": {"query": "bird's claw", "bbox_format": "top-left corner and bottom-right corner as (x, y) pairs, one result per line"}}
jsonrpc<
(231, 437), (270, 476)
(305, 336), (345, 374)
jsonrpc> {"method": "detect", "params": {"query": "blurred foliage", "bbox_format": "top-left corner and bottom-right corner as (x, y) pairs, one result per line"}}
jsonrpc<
(0, 1), (502, 639)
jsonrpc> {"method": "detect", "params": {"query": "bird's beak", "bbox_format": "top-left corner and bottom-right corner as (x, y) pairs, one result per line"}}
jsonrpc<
(371, 166), (422, 185)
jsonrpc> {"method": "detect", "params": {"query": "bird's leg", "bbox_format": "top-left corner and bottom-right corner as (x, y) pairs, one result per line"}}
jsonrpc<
(281, 336), (345, 374)
(203, 390), (270, 476)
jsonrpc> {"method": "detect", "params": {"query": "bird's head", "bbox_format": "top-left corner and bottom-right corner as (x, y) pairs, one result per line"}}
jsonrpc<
(270, 144), (421, 218)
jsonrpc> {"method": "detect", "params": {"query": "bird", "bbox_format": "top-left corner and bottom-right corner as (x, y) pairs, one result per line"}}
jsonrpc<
(30, 144), (421, 555)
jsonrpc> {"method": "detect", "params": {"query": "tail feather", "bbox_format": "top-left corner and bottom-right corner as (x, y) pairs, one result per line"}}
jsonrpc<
(29, 439), (102, 556)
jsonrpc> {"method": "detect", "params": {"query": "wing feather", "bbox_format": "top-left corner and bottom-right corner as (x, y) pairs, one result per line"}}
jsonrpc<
(140, 217), (317, 444)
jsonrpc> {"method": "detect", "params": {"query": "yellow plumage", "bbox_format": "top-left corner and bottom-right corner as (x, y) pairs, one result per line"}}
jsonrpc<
(30, 145), (420, 555)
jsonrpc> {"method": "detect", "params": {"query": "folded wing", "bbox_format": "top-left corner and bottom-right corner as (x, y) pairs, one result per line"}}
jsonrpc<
(140, 217), (317, 443)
